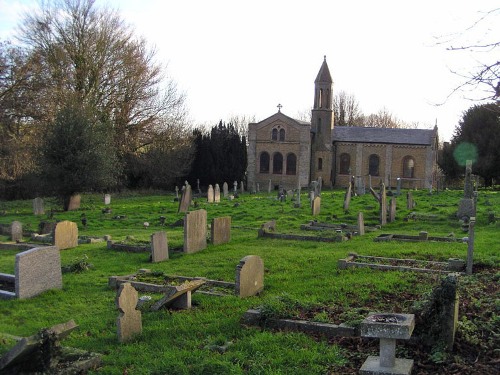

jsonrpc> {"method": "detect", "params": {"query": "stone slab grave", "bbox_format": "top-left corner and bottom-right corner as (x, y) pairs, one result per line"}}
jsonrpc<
(33, 197), (44, 215)
(259, 220), (346, 242)
(0, 320), (101, 374)
(374, 231), (460, 243)
(116, 283), (142, 342)
(183, 209), (207, 253)
(109, 255), (264, 298)
(211, 216), (231, 245)
(338, 253), (466, 274)
(53, 220), (78, 250)
(0, 246), (62, 300)
(150, 231), (168, 262)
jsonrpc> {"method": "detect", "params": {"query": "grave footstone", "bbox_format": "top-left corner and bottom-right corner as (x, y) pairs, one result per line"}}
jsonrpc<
(235, 255), (264, 298)
(312, 196), (321, 216)
(211, 216), (231, 245)
(104, 194), (111, 205)
(53, 220), (78, 250)
(10, 221), (22, 242)
(207, 185), (214, 203)
(33, 197), (44, 215)
(214, 184), (221, 202)
(151, 231), (168, 262)
(116, 283), (142, 342)
(183, 209), (207, 253)
(178, 184), (192, 213)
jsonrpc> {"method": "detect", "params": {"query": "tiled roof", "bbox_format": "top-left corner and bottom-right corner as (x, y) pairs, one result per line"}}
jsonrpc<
(332, 126), (436, 145)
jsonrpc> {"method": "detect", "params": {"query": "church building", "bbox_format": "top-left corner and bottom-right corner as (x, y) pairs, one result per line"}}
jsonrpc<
(247, 57), (439, 191)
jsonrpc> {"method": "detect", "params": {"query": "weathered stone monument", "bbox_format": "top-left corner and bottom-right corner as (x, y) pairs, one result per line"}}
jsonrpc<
(10, 221), (22, 242)
(207, 184), (214, 203)
(53, 220), (78, 250)
(379, 183), (387, 226)
(235, 255), (264, 298)
(104, 194), (111, 205)
(178, 184), (192, 213)
(214, 184), (221, 202)
(389, 197), (396, 223)
(312, 196), (321, 216)
(116, 283), (142, 342)
(67, 194), (81, 211)
(33, 197), (44, 215)
(457, 160), (475, 219)
(223, 182), (228, 197)
(150, 231), (168, 262)
(240, 180), (245, 193)
(183, 209), (207, 253)
(211, 216), (231, 245)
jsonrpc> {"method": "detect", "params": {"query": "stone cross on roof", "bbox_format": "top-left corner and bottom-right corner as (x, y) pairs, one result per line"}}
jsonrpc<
(277, 103), (282, 112)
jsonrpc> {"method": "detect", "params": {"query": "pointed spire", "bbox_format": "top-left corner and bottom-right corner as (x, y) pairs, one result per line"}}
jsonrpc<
(315, 56), (332, 83)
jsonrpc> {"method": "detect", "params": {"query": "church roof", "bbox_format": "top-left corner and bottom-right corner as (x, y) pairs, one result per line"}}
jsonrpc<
(315, 56), (333, 83)
(332, 126), (436, 146)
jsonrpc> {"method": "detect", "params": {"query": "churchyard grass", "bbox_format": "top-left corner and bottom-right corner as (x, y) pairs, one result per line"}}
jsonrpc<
(0, 188), (498, 373)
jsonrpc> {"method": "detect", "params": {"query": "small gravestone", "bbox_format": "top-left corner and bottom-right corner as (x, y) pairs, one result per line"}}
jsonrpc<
(343, 184), (352, 211)
(268, 179), (272, 193)
(406, 191), (414, 209)
(389, 197), (396, 222)
(312, 196), (321, 216)
(357, 212), (365, 236)
(67, 194), (81, 210)
(207, 184), (214, 203)
(16, 246), (62, 299)
(10, 221), (22, 242)
(223, 182), (228, 197)
(214, 184), (221, 202)
(178, 184), (192, 213)
(183, 209), (207, 253)
(116, 283), (142, 342)
(233, 181), (238, 194)
(211, 216), (231, 245)
(396, 178), (402, 196)
(104, 194), (111, 205)
(33, 197), (44, 215)
(53, 220), (78, 250)
(151, 231), (168, 262)
(379, 183), (387, 225)
(235, 255), (264, 298)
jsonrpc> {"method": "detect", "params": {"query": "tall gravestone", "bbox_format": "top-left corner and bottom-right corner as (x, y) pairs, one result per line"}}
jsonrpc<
(151, 231), (168, 262)
(222, 182), (228, 198)
(466, 218), (475, 275)
(211, 216), (231, 245)
(457, 160), (475, 219)
(235, 255), (264, 298)
(379, 183), (387, 226)
(312, 196), (321, 216)
(396, 178), (402, 196)
(240, 181), (245, 193)
(183, 209), (207, 253)
(10, 221), (22, 242)
(53, 221), (78, 250)
(33, 197), (44, 215)
(406, 191), (414, 209)
(214, 184), (221, 202)
(356, 176), (366, 196)
(207, 185), (214, 203)
(116, 283), (142, 342)
(178, 184), (192, 213)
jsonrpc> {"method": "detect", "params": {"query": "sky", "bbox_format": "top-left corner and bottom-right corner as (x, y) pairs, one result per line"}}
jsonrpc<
(1, 0), (498, 142)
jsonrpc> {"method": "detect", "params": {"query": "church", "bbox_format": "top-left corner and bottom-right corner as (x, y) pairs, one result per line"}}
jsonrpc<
(247, 57), (439, 191)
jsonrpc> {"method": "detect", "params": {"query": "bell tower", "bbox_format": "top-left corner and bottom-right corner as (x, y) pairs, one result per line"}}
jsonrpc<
(310, 56), (334, 186)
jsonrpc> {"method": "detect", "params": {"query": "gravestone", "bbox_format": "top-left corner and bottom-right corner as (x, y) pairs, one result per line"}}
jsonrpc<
(223, 182), (228, 198)
(389, 197), (396, 222)
(312, 196), (321, 216)
(466, 218), (475, 275)
(16, 246), (62, 299)
(457, 160), (475, 219)
(396, 178), (402, 196)
(67, 194), (81, 211)
(379, 183), (387, 225)
(268, 179), (272, 193)
(235, 255), (264, 298)
(211, 216), (231, 245)
(343, 183), (352, 211)
(196, 179), (201, 195)
(183, 209), (207, 253)
(256, 183), (260, 193)
(104, 194), (111, 205)
(116, 283), (142, 342)
(178, 184), (192, 213)
(53, 220), (78, 250)
(355, 176), (366, 195)
(214, 184), (221, 202)
(10, 221), (22, 242)
(151, 231), (168, 262)
(150, 279), (205, 310)
(175, 186), (179, 199)
(357, 212), (365, 236)
(406, 191), (414, 209)
(240, 180), (245, 193)
(207, 185), (214, 203)
(33, 197), (44, 215)
(233, 181), (238, 193)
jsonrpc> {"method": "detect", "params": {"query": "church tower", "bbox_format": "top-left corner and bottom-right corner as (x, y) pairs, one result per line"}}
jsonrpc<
(310, 56), (334, 186)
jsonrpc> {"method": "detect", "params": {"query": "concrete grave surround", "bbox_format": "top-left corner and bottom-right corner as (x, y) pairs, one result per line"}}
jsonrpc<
(235, 255), (264, 298)
(150, 231), (168, 262)
(33, 197), (44, 215)
(67, 194), (81, 210)
(15, 246), (62, 299)
(178, 184), (192, 213)
(214, 184), (221, 203)
(207, 185), (214, 203)
(183, 209), (207, 253)
(53, 220), (78, 250)
(211, 216), (231, 245)
(116, 283), (142, 342)
(10, 221), (22, 242)
(312, 196), (321, 216)
(104, 194), (111, 205)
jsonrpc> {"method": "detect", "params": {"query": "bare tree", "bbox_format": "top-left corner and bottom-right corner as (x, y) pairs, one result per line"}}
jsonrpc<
(333, 91), (364, 126)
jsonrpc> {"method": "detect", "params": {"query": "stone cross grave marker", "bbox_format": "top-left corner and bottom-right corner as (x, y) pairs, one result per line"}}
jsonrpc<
(33, 197), (44, 215)
(211, 216), (231, 245)
(379, 183), (387, 226)
(183, 209), (207, 253)
(178, 184), (192, 213)
(458, 160), (475, 219)
(207, 184), (214, 203)
(116, 283), (142, 342)
(389, 197), (396, 222)
(235, 255), (264, 298)
(312, 196), (321, 216)
(233, 181), (238, 193)
(214, 183), (221, 202)
(10, 221), (22, 242)
(54, 220), (78, 250)
(151, 231), (168, 262)
(67, 194), (81, 211)
(104, 194), (111, 205)
(223, 182), (228, 197)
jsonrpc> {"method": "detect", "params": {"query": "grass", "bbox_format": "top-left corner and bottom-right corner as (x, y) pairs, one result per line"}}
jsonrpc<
(0, 188), (498, 374)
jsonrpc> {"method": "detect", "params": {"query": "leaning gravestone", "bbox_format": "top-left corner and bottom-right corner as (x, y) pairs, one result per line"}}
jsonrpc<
(53, 220), (78, 250)
(178, 184), (192, 213)
(151, 231), (168, 262)
(211, 216), (231, 245)
(32, 197), (44, 215)
(67, 194), (81, 211)
(312, 196), (321, 216)
(10, 221), (22, 242)
(16, 246), (62, 299)
(207, 185), (214, 203)
(343, 183), (352, 211)
(104, 194), (111, 205)
(214, 184), (221, 203)
(235, 255), (264, 298)
(183, 209), (207, 253)
(116, 283), (142, 343)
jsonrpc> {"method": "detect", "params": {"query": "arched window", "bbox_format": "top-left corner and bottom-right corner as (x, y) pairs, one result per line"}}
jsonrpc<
(279, 128), (285, 141)
(318, 158), (323, 171)
(259, 152), (270, 173)
(402, 156), (415, 178)
(273, 152), (283, 174)
(339, 153), (350, 174)
(272, 128), (278, 141)
(369, 154), (380, 176)
(319, 89), (323, 108)
(286, 153), (296, 175)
